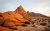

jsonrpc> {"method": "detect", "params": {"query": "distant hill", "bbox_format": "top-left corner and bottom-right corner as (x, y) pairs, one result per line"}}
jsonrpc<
(27, 11), (50, 18)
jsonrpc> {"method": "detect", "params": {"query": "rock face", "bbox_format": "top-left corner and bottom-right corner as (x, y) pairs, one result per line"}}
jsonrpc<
(0, 11), (24, 26)
(0, 5), (50, 31)
(15, 6), (30, 19)
(0, 6), (26, 27)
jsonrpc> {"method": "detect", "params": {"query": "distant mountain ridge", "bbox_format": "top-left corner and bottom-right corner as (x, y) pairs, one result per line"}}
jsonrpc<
(27, 11), (50, 18)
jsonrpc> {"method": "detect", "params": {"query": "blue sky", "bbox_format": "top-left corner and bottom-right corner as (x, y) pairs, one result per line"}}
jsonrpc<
(0, 0), (50, 16)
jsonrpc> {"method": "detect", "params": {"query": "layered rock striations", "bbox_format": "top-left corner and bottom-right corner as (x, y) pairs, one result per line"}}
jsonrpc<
(0, 5), (50, 31)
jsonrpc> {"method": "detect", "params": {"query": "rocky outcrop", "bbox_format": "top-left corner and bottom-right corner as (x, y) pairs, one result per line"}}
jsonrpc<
(15, 6), (30, 19)
(0, 5), (50, 31)
(0, 6), (26, 27)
